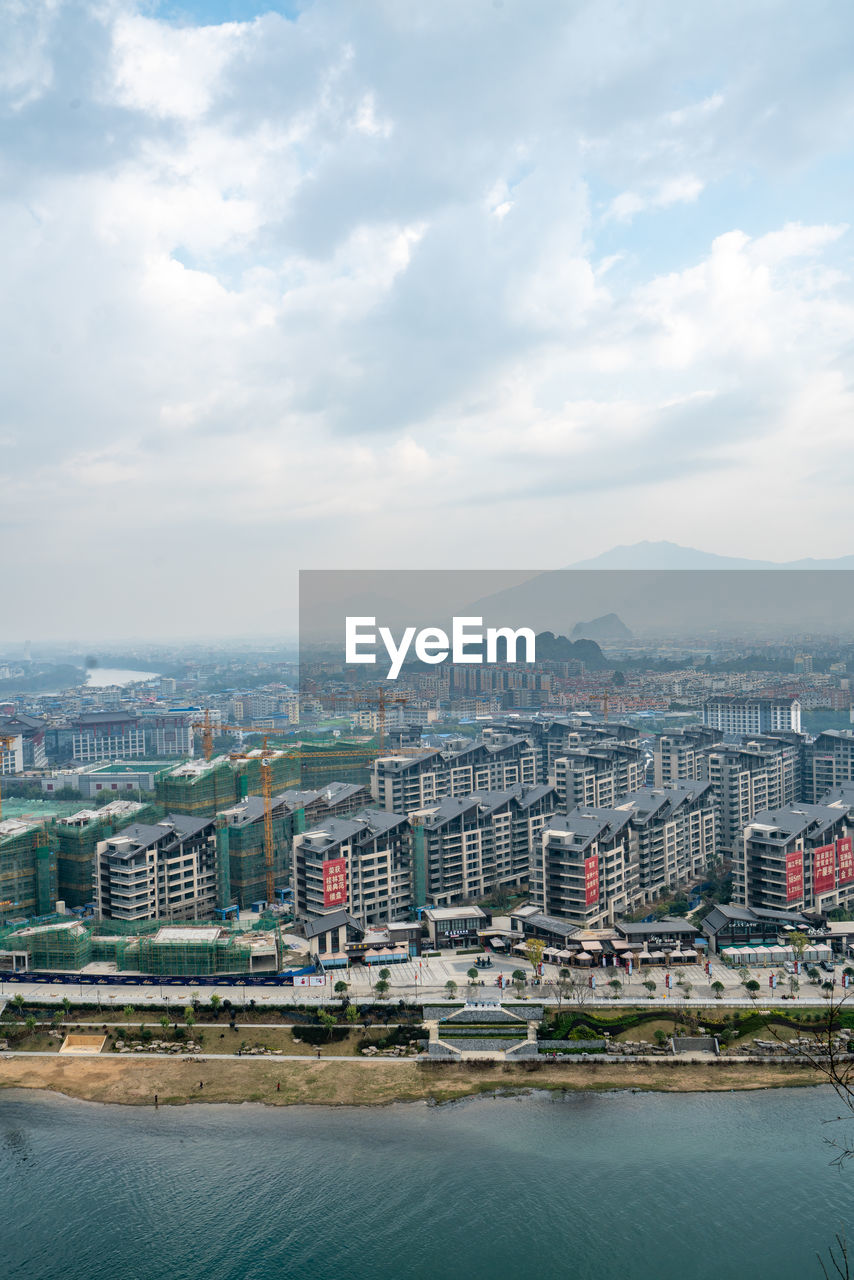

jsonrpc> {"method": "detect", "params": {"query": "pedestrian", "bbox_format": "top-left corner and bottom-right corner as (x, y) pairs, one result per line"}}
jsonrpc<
(277, 1081), (280, 1092)
(199, 1081), (204, 1090)
(316, 1048), (321, 1059)
(154, 1094), (158, 1107)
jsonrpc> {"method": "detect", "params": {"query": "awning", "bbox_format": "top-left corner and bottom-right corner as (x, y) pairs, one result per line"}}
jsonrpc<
(490, 936), (508, 948)
(681, 949), (697, 958)
(514, 942), (529, 953)
(611, 939), (632, 950)
(584, 940), (603, 952)
(575, 950), (593, 962)
(649, 950), (666, 960)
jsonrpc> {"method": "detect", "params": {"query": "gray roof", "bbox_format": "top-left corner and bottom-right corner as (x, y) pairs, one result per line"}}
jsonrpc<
(617, 918), (696, 937)
(516, 911), (578, 939)
(546, 807), (633, 850)
(303, 910), (363, 939)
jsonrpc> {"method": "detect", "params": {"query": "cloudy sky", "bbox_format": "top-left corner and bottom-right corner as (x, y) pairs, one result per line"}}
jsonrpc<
(3, 0), (854, 639)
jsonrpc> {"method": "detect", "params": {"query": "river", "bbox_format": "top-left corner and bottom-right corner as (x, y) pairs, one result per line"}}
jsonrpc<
(1, 1087), (853, 1279)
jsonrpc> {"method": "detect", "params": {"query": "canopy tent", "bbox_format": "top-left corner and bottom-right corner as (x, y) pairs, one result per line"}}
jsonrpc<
(574, 951), (593, 964)
(649, 950), (666, 961)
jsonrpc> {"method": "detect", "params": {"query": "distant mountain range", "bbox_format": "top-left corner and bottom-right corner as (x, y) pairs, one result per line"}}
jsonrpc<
(567, 541), (854, 570)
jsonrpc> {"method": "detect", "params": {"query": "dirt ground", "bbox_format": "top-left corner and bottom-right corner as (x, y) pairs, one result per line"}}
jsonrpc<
(0, 1054), (826, 1108)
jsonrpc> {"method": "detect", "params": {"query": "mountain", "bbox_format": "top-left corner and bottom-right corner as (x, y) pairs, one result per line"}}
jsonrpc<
(566, 540), (854, 570)
(571, 613), (634, 643)
(535, 632), (608, 668)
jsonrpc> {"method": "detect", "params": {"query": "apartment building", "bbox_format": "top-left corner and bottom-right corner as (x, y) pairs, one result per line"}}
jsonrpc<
(802, 731), (854, 803)
(616, 782), (717, 894)
(94, 815), (218, 921)
(372, 737), (538, 812)
(739, 803), (853, 915)
(699, 737), (801, 855)
(653, 726), (722, 787)
(409, 783), (559, 908)
(487, 717), (640, 781)
(534, 782), (717, 927)
(0, 714), (47, 768)
(702, 696), (801, 736)
(551, 743), (644, 811)
(292, 811), (412, 925)
(0, 732), (23, 775)
(536, 808), (637, 929)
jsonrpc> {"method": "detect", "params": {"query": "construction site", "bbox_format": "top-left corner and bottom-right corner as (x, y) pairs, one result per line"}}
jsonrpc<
(54, 800), (165, 909)
(0, 817), (57, 921)
(0, 916), (285, 976)
(155, 751), (302, 816)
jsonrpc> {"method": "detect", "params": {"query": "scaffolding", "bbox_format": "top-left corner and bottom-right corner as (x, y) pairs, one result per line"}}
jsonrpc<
(134, 927), (253, 976)
(55, 801), (162, 908)
(299, 744), (378, 789)
(156, 756), (239, 816)
(0, 820), (56, 922)
(2, 921), (92, 970)
(218, 803), (294, 910)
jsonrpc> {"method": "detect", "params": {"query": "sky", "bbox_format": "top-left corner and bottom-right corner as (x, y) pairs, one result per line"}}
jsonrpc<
(2, 0), (854, 640)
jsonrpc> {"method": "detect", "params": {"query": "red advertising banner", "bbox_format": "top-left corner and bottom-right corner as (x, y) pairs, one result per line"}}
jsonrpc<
(323, 857), (348, 908)
(838, 838), (854, 887)
(814, 843), (836, 896)
(584, 853), (599, 906)
(785, 850), (804, 903)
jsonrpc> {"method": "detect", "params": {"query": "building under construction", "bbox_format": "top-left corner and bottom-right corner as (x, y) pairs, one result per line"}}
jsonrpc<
(54, 800), (164, 909)
(0, 918), (280, 976)
(156, 752), (301, 817)
(0, 818), (57, 923)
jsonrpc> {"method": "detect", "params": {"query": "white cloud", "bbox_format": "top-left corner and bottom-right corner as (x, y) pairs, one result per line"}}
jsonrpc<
(2, 0), (854, 635)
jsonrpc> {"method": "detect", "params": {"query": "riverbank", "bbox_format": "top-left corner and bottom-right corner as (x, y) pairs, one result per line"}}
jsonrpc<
(0, 1054), (826, 1107)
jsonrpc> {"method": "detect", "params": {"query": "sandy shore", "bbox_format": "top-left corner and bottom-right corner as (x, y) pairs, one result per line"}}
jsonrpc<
(0, 1054), (825, 1107)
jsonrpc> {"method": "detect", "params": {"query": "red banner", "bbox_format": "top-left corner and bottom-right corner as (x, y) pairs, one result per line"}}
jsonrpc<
(814, 843), (836, 896)
(785, 850), (803, 903)
(838, 837), (854, 887)
(323, 857), (348, 908)
(584, 853), (599, 906)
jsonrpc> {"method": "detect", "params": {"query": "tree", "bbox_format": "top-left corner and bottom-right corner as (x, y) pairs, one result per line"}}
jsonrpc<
(744, 979), (761, 1001)
(184, 1007), (196, 1030)
(823, 981), (836, 1001)
(643, 979), (656, 999)
(209, 994), (222, 1018)
(467, 967), (479, 990)
(334, 980), (349, 999)
(525, 937), (545, 973)
(160, 1014), (169, 1031)
(61, 997), (72, 1015)
(790, 930), (808, 961)
(13, 994), (24, 1014)
(653, 1029), (669, 1047)
(608, 978), (622, 1000)
(25, 1015), (36, 1035)
(445, 979), (458, 999)
(318, 1009), (336, 1039)
(345, 1004), (360, 1025)
(123, 1005), (135, 1019)
(378, 968), (391, 984)
(679, 979), (693, 1002)
(512, 969), (527, 997)
(375, 979), (389, 999)
(788, 976), (800, 999)
(711, 981), (725, 999)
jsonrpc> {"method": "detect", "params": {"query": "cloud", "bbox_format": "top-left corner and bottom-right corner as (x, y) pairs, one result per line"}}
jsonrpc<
(2, 0), (854, 636)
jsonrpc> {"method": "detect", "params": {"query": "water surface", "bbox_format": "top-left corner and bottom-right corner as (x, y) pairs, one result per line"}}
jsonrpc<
(1, 1088), (852, 1279)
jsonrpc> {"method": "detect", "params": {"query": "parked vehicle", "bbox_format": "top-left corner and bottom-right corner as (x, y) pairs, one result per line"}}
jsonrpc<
(820, 960), (835, 974)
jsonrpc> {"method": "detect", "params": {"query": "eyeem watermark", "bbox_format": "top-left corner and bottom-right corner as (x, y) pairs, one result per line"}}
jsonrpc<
(345, 616), (536, 679)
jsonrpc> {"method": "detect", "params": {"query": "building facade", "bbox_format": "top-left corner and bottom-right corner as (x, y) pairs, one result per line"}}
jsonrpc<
(292, 811), (412, 925)
(94, 816), (218, 922)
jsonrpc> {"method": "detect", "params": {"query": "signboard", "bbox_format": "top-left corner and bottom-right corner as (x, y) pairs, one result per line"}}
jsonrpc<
(584, 853), (599, 906)
(323, 857), (348, 908)
(785, 850), (804, 903)
(838, 837), (854, 887)
(293, 974), (325, 987)
(814, 843), (836, 896)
